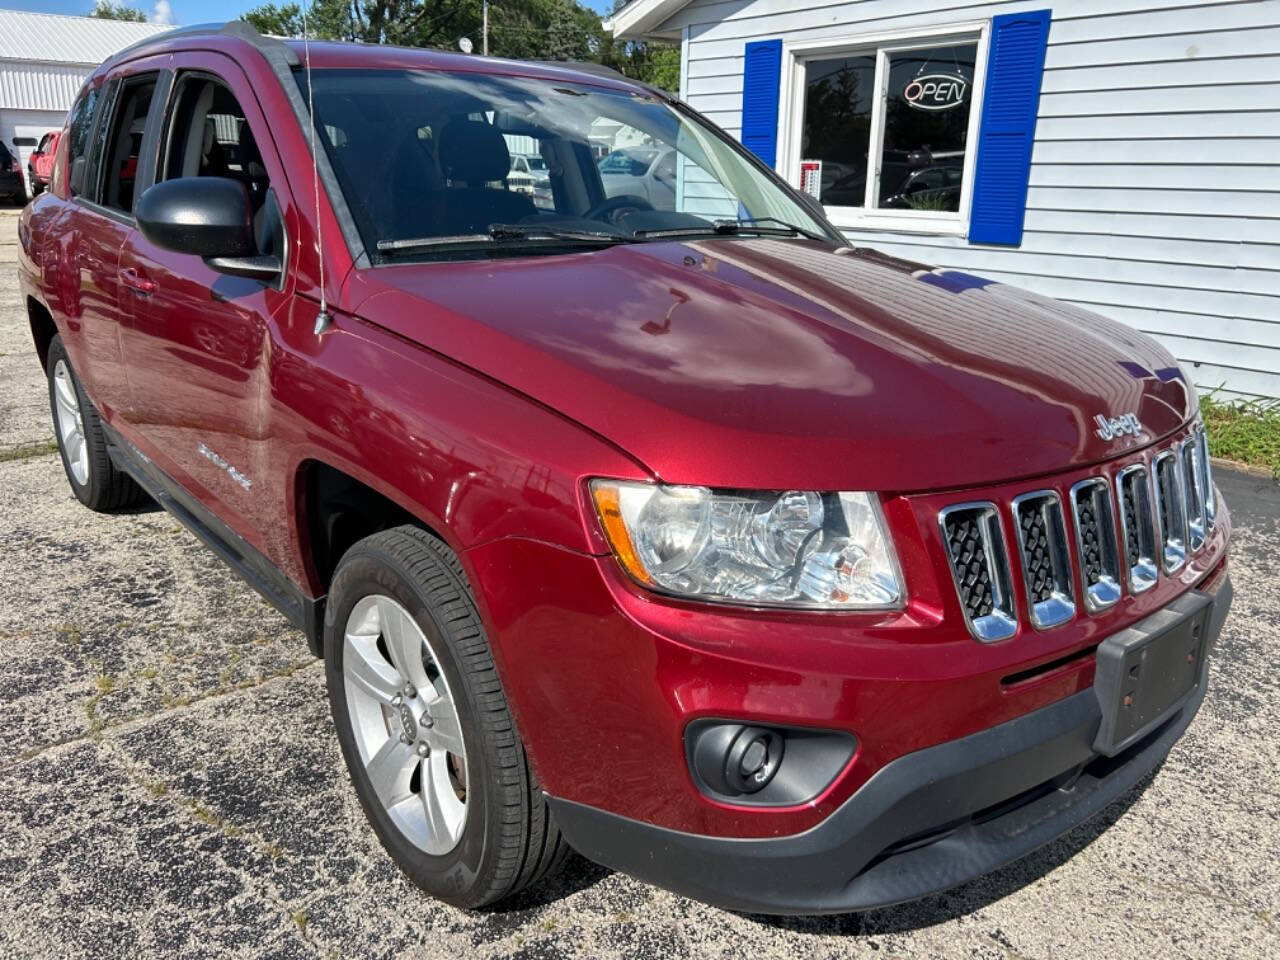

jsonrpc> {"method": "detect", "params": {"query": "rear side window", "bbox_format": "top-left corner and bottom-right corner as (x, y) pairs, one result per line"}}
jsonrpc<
(66, 85), (102, 197)
(99, 74), (158, 214)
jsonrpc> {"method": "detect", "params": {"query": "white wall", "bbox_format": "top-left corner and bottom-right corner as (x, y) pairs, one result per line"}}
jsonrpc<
(672, 0), (1280, 400)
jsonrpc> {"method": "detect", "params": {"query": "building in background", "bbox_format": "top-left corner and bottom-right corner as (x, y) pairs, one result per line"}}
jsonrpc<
(0, 9), (167, 195)
(607, 0), (1280, 401)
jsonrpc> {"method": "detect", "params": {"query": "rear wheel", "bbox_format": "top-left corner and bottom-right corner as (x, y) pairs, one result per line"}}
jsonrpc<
(46, 335), (147, 511)
(324, 526), (568, 907)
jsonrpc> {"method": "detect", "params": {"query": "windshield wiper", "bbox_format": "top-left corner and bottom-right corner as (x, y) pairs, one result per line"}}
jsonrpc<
(731, 217), (829, 242)
(633, 218), (827, 243)
(377, 224), (634, 255)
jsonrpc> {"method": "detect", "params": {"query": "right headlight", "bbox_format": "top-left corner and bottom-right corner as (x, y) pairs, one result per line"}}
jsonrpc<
(589, 480), (903, 610)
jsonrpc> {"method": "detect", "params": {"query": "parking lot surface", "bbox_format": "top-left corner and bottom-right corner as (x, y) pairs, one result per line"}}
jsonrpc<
(1, 210), (1277, 959)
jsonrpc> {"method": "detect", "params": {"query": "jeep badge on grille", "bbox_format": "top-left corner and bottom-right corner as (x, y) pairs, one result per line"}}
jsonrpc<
(1094, 412), (1144, 441)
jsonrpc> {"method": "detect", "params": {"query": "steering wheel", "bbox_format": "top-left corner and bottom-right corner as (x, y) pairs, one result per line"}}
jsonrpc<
(584, 194), (654, 226)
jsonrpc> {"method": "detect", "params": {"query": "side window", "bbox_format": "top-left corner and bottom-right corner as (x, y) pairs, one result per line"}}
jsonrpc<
(99, 74), (158, 214)
(162, 75), (280, 258)
(66, 85), (102, 197)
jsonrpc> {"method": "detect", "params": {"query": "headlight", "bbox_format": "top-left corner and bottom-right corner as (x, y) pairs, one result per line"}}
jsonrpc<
(590, 481), (903, 610)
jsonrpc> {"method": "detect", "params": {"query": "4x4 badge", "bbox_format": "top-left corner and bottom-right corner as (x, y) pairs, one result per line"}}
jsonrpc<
(1094, 413), (1144, 441)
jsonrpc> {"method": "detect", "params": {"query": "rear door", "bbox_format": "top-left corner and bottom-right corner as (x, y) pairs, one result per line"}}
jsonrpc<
(63, 62), (168, 422)
(117, 52), (294, 550)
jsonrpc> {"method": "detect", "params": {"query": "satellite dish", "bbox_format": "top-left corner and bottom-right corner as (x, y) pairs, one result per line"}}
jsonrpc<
(459, 37), (473, 54)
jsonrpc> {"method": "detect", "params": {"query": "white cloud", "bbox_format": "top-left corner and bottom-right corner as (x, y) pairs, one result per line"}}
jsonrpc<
(152, 1), (175, 25)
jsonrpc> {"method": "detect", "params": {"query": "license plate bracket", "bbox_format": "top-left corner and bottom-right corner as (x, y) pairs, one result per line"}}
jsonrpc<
(1093, 591), (1212, 757)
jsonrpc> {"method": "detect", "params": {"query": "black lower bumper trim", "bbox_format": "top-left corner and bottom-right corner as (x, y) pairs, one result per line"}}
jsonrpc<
(549, 577), (1231, 915)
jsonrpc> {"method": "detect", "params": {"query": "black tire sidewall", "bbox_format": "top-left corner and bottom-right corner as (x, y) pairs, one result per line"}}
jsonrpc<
(324, 546), (497, 905)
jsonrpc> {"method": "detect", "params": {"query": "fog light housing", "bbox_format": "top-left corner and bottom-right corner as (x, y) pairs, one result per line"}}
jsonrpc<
(686, 720), (857, 807)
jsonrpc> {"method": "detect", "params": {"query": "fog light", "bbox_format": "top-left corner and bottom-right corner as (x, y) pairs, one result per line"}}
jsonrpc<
(685, 719), (858, 807)
(725, 727), (783, 794)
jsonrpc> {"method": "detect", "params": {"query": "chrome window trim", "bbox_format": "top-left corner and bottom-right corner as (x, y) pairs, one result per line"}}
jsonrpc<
(1152, 450), (1188, 574)
(1069, 477), (1122, 614)
(1116, 463), (1159, 595)
(938, 501), (1018, 644)
(1010, 490), (1077, 631)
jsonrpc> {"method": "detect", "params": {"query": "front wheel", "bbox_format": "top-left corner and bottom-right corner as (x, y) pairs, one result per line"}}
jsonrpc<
(324, 526), (568, 907)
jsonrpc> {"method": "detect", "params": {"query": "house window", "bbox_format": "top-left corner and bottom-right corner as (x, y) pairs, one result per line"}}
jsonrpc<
(786, 26), (986, 231)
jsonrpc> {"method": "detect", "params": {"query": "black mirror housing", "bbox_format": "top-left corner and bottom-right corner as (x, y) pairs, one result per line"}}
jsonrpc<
(137, 177), (256, 259)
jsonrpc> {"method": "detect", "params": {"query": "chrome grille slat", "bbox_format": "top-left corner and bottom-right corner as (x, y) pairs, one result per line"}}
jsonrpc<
(1196, 425), (1216, 534)
(1153, 451), (1188, 573)
(1012, 491), (1076, 629)
(1180, 438), (1207, 553)
(940, 503), (1017, 643)
(1070, 478), (1121, 613)
(1117, 464), (1159, 594)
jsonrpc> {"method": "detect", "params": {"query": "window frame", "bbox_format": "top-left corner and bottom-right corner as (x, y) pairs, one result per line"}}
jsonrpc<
(777, 21), (990, 236)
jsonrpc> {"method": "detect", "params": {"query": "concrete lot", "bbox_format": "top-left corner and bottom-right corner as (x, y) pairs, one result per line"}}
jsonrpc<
(1, 208), (1277, 959)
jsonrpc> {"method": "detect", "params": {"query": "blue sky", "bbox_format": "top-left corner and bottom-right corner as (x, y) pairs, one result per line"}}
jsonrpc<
(6, 0), (615, 25)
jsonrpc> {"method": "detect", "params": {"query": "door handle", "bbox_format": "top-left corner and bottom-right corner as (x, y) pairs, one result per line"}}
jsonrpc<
(119, 266), (156, 295)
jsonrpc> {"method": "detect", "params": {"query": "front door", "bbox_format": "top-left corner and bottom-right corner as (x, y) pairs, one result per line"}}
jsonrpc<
(117, 53), (293, 549)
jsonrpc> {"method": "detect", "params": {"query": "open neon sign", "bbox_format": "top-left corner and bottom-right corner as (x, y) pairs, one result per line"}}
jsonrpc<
(903, 74), (968, 112)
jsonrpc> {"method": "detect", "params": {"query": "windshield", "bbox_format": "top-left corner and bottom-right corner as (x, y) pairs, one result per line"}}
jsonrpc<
(302, 68), (835, 260)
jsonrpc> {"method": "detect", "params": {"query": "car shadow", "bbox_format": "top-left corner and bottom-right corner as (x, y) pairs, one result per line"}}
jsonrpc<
(740, 768), (1159, 936)
(482, 851), (614, 915)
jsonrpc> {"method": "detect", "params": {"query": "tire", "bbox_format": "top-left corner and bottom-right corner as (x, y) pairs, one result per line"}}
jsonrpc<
(324, 525), (568, 908)
(46, 335), (147, 512)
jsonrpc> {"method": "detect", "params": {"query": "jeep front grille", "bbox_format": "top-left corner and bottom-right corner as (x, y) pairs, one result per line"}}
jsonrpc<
(1117, 464), (1159, 594)
(1153, 451), (1188, 573)
(940, 503), (1017, 642)
(1070, 478), (1121, 612)
(1012, 492), (1076, 629)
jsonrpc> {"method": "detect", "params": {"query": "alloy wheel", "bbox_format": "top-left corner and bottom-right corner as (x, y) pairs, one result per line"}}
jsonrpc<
(343, 594), (469, 855)
(52, 360), (89, 486)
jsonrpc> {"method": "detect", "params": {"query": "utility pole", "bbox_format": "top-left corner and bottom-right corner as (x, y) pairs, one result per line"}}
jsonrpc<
(482, 0), (488, 56)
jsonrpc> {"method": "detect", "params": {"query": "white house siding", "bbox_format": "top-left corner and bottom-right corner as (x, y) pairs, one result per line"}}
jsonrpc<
(668, 0), (1280, 400)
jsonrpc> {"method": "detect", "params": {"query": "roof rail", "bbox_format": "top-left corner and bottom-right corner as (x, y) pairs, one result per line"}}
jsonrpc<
(105, 20), (299, 69)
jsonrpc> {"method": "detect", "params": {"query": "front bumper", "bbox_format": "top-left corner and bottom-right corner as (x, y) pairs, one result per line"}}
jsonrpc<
(549, 576), (1231, 914)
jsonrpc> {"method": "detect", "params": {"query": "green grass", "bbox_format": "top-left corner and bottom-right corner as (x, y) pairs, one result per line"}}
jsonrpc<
(1201, 393), (1280, 478)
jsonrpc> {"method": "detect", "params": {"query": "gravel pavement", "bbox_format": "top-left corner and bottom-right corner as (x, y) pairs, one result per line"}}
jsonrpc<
(1, 209), (1277, 959)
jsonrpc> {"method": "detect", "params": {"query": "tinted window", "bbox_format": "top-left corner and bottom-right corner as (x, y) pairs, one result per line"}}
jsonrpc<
(100, 76), (157, 213)
(305, 68), (831, 258)
(67, 85), (101, 196)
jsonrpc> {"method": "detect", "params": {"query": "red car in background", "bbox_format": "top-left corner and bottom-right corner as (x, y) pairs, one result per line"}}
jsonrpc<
(27, 130), (60, 197)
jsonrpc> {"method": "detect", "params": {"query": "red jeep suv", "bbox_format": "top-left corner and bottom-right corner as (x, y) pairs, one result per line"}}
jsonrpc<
(19, 24), (1231, 914)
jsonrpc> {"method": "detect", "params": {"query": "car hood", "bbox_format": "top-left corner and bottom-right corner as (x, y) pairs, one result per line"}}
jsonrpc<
(346, 238), (1193, 493)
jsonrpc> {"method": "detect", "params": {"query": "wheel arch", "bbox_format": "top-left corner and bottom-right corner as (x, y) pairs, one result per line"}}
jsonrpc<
(27, 296), (58, 371)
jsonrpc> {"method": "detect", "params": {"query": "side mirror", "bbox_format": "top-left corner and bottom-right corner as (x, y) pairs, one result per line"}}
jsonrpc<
(137, 176), (280, 282)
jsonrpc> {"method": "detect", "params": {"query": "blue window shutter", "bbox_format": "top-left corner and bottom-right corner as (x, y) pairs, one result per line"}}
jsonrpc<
(741, 39), (782, 168)
(969, 10), (1051, 246)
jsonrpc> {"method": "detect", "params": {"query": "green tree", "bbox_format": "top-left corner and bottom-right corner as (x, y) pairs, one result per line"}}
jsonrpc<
(90, 1), (148, 20)
(240, 0), (681, 92)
